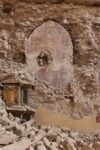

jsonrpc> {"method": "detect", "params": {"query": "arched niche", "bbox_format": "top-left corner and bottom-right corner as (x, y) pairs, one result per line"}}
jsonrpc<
(25, 21), (73, 87)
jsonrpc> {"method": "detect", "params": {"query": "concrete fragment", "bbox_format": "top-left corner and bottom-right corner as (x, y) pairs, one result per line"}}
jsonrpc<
(43, 137), (51, 149)
(0, 134), (18, 145)
(36, 142), (47, 150)
(32, 133), (45, 146)
(51, 142), (59, 150)
(0, 138), (31, 150)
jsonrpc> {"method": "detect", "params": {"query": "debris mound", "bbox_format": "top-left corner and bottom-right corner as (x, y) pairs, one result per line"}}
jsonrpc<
(0, 101), (100, 150)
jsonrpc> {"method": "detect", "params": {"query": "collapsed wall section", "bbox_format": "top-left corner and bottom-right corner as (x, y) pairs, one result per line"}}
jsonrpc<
(0, 1), (99, 118)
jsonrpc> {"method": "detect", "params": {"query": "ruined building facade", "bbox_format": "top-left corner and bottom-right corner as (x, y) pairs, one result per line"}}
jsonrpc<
(0, 0), (100, 118)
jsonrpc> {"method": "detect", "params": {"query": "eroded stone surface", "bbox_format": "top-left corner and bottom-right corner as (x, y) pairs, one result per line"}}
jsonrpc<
(0, 1), (99, 117)
(26, 21), (73, 87)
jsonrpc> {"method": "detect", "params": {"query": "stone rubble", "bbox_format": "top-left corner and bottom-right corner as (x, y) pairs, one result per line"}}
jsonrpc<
(0, 100), (100, 150)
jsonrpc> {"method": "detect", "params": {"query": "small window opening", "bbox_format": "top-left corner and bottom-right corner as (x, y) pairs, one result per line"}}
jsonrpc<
(23, 113), (31, 121)
(37, 50), (53, 67)
(23, 88), (28, 105)
(32, 85), (35, 90)
(13, 52), (26, 64)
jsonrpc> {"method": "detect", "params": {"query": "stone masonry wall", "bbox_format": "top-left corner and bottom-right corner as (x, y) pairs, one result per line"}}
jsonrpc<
(0, 1), (100, 118)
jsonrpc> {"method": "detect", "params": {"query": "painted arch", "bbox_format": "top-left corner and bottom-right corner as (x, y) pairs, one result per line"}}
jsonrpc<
(25, 21), (73, 87)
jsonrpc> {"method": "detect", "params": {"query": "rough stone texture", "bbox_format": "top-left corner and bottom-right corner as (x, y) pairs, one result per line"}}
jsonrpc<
(0, 0), (100, 5)
(0, 1), (100, 117)
(0, 109), (100, 150)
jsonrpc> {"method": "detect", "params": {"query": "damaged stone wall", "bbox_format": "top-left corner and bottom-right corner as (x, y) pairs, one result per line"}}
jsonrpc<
(0, 0), (100, 118)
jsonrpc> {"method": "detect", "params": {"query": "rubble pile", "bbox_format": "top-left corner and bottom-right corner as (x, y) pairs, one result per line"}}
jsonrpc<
(0, 103), (100, 150)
